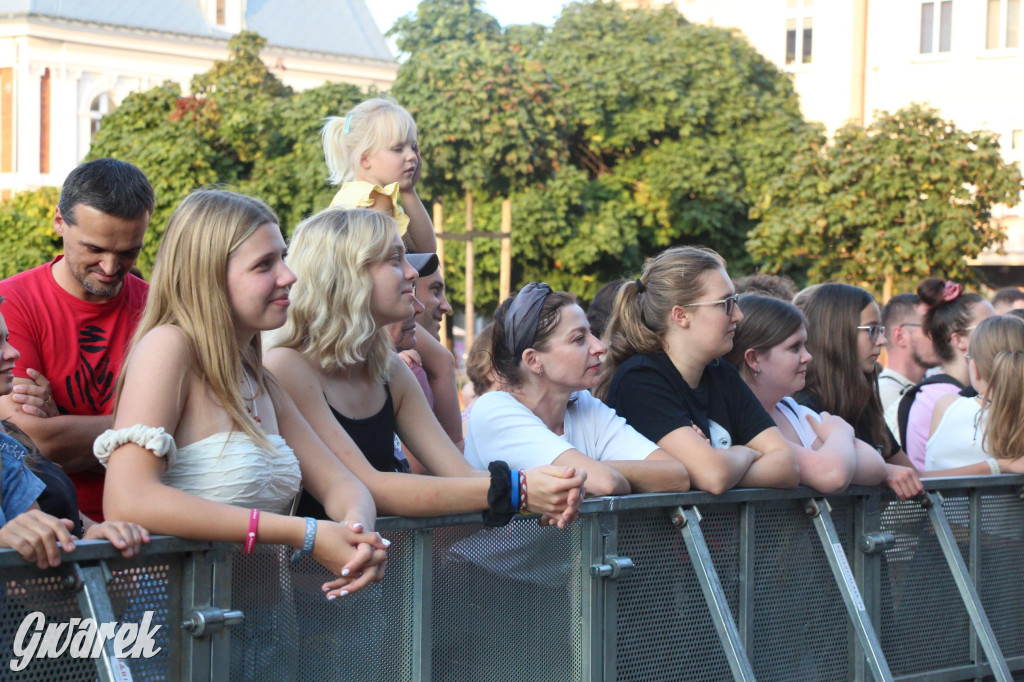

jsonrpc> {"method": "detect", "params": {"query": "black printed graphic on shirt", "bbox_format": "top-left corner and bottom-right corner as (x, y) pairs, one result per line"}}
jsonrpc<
(65, 325), (115, 411)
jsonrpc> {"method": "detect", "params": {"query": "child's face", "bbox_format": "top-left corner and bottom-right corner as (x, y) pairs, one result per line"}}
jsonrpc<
(360, 137), (419, 189)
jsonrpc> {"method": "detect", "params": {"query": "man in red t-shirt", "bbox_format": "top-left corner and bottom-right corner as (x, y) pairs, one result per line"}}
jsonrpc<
(0, 158), (154, 521)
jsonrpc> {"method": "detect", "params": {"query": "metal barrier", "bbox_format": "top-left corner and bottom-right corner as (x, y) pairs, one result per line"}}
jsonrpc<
(3, 477), (1023, 681)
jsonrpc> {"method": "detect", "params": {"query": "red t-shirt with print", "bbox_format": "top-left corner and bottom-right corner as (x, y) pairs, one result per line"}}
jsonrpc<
(0, 256), (148, 520)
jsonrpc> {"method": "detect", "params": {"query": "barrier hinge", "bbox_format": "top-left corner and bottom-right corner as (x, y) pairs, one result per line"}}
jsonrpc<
(590, 555), (634, 579)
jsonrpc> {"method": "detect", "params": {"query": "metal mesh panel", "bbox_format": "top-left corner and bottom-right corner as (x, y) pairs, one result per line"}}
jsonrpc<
(431, 518), (583, 681)
(750, 498), (854, 681)
(978, 491), (1024, 660)
(1, 567), (97, 681)
(615, 507), (736, 682)
(879, 495), (972, 675)
(0, 555), (178, 681)
(228, 530), (416, 682)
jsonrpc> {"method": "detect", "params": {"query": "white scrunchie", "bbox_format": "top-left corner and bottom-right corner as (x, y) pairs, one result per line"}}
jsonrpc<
(94, 425), (177, 467)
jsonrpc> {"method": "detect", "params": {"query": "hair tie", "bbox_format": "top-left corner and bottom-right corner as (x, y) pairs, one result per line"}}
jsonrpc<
(634, 278), (646, 294)
(941, 281), (963, 303)
(344, 116), (352, 135)
(504, 282), (553, 364)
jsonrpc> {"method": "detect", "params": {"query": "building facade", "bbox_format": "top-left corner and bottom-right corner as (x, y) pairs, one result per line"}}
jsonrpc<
(0, 0), (397, 198)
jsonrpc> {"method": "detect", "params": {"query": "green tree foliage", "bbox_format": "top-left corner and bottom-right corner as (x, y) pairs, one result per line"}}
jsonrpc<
(391, 0), (817, 308)
(87, 32), (365, 275)
(0, 187), (61, 279)
(748, 104), (1024, 291)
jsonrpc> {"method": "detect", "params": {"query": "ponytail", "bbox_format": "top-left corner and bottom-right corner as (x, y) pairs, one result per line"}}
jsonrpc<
(982, 350), (1024, 459)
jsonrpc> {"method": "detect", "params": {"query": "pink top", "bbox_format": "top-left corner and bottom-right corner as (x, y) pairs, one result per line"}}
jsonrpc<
(905, 382), (961, 469)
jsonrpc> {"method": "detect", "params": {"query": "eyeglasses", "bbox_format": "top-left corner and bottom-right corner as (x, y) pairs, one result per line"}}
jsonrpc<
(898, 322), (922, 328)
(856, 324), (886, 342)
(683, 294), (740, 317)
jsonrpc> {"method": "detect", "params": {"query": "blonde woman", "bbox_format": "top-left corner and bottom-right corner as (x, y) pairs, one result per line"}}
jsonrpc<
(264, 208), (586, 527)
(99, 191), (387, 599)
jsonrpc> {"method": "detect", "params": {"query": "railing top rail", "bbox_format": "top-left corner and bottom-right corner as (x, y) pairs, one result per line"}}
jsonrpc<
(0, 535), (214, 569)
(4, 475), (1020, 560)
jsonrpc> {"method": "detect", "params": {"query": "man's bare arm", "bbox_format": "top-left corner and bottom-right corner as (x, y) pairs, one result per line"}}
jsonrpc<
(0, 391), (110, 472)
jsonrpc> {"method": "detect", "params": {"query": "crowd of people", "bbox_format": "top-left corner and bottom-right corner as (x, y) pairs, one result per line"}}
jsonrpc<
(2, 96), (1024, 611)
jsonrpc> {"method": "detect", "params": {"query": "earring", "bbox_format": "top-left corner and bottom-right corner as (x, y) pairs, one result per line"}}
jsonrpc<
(538, 368), (544, 377)
(754, 368), (761, 375)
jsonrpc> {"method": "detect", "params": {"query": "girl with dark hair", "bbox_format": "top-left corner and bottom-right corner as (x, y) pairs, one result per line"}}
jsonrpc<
(464, 283), (691, 496)
(726, 295), (889, 493)
(899, 279), (994, 467)
(793, 283), (923, 499)
(596, 247), (799, 495)
(925, 315), (1024, 473)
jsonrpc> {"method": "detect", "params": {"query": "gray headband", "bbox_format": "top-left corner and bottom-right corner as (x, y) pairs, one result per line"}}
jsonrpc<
(504, 282), (553, 363)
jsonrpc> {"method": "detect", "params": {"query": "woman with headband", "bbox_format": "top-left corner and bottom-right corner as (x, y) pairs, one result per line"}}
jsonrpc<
(595, 247), (799, 495)
(463, 282), (691, 495)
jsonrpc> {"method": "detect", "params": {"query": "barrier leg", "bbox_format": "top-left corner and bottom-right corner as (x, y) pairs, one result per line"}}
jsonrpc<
(411, 528), (434, 682)
(72, 562), (133, 682)
(925, 492), (1012, 682)
(805, 499), (893, 682)
(670, 506), (756, 682)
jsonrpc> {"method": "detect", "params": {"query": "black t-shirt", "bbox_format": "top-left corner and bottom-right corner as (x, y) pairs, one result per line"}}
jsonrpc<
(604, 353), (774, 448)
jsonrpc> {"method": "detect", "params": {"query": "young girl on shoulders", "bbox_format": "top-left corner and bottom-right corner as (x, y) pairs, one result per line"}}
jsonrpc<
(595, 246), (799, 495)
(264, 209), (586, 527)
(725, 294), (889, 494)
(98, 190), (387, 599)
(323, 97), (436, 254)
(925, 315), (1024, 474)
(463, 284), (690, 495)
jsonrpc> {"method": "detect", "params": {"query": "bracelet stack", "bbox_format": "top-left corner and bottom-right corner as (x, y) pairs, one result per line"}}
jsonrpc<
(518, 470), (528, 513)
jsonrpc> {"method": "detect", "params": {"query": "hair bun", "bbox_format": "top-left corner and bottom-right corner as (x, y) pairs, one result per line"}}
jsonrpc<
(917, 278), (948, 308)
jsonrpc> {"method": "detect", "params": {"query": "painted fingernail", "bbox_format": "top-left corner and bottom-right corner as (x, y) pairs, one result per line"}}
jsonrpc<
(381, 537), (391, 547)
(327, 594), (337, 601)
(340, 590), (349, 597)
(341, 568), (350, 577)
(351, 522), (363, 531)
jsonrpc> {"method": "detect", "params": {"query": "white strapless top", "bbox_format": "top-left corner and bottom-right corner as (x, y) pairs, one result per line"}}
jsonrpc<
(96, 427), (301, 514)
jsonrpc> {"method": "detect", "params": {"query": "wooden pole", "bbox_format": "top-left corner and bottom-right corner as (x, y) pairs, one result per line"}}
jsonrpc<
(464, 189), (475, 359)
(433, 201), (447, 348)
(499, 198), (512, 303)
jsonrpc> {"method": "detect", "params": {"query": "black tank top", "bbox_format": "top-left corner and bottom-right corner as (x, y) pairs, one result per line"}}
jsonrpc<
(295, 384), (407, 519)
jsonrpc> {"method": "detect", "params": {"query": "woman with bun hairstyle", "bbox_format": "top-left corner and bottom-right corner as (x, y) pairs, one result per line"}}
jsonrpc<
(899, 279), (994, 468)
(725, 294), (889, 493)
(792, 283), (923, 498)
(596, 247), (799, 495)
(924, 315), (1024, 473)
(265, 209), (587, 527)
(463, 283), (691, 495)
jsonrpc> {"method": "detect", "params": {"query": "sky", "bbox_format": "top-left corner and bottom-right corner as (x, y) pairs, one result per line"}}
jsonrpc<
(367, 1), (573, 55)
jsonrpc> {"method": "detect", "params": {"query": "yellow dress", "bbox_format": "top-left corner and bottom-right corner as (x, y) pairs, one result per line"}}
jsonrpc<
(330, 181), (410, 234)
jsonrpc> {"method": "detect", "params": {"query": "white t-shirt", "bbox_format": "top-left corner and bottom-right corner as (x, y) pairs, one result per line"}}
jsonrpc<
(924, 396), (988, 470)
(775, 397), (820, 449)
(464, 390), (659, 470)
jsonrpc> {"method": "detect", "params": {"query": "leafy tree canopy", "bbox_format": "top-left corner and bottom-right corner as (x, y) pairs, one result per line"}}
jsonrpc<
(391, 0), (818, 307)
(747, 104), (1024, 292)
(0, 187), (61, 279)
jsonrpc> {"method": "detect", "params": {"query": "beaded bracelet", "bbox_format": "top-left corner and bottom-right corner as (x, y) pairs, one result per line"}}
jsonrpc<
(518, 469), (528, 513)
(290, 517), (317, 564)
(244, 509), (260, 554)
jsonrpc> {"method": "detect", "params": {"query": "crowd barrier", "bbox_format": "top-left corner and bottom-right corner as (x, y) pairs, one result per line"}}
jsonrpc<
(2, 476), (1023, 681)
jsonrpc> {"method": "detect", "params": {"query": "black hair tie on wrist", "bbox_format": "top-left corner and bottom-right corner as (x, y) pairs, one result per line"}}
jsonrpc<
(482, 461), (516, 527)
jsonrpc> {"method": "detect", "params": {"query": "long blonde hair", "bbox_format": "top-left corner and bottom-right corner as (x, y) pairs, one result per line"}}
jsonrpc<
(322, 97), (417, 186)
(969, 315), (1024, 459)
(271, 208), (395, 383)
(594, 246), (725, 399)
(115, 189), (278, 450)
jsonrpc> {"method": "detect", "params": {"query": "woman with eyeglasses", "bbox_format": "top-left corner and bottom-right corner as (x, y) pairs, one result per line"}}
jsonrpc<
(595, 246), (799, 495)
(792, 283), (923, 499)
(896, 279), (994, 468)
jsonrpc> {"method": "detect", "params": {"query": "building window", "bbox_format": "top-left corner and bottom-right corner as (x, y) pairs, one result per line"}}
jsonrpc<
(986, 0), (1021, 49)
(920, 1), (953, 53)
(89, 92), (115, 140)
(785, 0), (813, 66)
